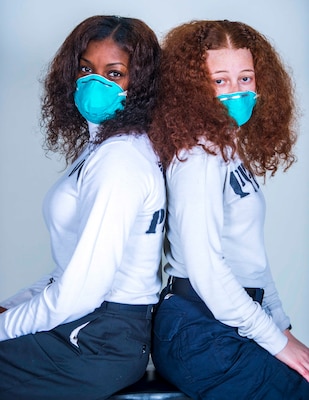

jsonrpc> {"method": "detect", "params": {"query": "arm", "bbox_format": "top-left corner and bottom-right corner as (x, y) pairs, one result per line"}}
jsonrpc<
(166, 149), (287, 355)
(0, 141), (148, 340)
(262, 266), (291, 331)
(276, 330), (309, 382)
(255, 215), (309, 381)
(0, 271), (61, 310)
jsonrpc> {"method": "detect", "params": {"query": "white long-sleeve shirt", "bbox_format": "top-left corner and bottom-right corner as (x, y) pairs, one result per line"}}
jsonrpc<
(164, 145), (290, 355)
(0, 132), (165, 341)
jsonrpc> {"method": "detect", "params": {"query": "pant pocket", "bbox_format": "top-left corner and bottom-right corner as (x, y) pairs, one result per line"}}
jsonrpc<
(69, 321), (90, 348)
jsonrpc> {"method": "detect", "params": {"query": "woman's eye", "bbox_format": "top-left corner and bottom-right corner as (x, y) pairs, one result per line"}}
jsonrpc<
(108, 71), (123, 78)
(214, 79), (224, 85)
(79, 65), (93, 74)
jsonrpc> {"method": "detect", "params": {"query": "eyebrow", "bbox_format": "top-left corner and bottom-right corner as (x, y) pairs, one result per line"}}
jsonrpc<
(211, 68), (255, 74)
(80, 57), (128, 68)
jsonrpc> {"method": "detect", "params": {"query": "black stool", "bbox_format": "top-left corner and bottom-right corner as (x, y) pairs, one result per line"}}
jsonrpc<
(109, 368), (191, 400)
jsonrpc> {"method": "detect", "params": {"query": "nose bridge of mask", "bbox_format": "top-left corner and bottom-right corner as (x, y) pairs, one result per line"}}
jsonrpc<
(217, 91), (257, 126)
(77, 74), (124, 108)
(77, 73), (122, 87)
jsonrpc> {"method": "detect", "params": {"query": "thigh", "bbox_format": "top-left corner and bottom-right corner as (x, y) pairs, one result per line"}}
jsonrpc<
(0, 305), (151, 400)
(152, 294), (309, 400)
(152, 293), (240, 392)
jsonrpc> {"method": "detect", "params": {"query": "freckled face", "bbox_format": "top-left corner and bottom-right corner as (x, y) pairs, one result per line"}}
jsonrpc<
(207, 47), (256, 96)
(77, 38), (130, 90)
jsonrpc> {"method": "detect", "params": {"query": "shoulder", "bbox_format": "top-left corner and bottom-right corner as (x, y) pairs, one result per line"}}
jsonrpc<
(96, 133), (158, 164)
(81, 134), (163, 188)
(167, 145), (225, 175)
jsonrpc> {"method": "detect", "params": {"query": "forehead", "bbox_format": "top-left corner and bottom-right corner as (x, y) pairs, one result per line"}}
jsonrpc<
(206, 48), (254, 72)
(82, 38), (129, 65)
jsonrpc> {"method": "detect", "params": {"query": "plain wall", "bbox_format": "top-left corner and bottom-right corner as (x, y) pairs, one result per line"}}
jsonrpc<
(0, 0), (308, 344)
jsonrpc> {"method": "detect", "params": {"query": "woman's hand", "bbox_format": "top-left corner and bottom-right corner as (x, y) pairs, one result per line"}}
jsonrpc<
(0, 306), (7, 313)
(275, 329), (309, 382)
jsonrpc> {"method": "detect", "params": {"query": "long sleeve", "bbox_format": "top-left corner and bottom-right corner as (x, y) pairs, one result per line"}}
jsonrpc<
(165, 147), (288, 355)
(0, 135), (165, 341)
(0, 269), (61, 309)
(262, 265), (291, 331)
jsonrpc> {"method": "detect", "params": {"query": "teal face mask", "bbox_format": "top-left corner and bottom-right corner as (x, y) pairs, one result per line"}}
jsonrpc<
(217, 91), (257, 126)
(74, 74), (127, 124)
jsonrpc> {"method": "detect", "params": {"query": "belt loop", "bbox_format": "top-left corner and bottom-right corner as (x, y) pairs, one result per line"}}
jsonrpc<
(147, 305), (153, 319)
(153, 277), (173, 315)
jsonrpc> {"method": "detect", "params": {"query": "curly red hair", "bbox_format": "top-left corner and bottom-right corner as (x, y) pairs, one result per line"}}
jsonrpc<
(149, 20), (297, 176)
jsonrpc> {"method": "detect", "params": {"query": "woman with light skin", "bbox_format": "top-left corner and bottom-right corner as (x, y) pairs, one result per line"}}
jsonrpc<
(149, 20), (309, 399)
(0, 15), (165, 399)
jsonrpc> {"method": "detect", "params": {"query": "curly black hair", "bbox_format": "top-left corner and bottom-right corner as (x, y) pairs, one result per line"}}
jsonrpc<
(41, 15), (161, 163)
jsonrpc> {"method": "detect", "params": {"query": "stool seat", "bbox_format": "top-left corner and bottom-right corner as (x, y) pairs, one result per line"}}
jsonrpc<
(109, 369), (190, 400)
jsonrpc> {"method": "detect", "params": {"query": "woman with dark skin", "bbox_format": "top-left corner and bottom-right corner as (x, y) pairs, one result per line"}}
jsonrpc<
(0, 15), (165, 399)
(149, 20), (309, 399)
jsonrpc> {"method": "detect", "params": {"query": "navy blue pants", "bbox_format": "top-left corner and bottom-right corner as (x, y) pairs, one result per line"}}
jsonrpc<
(152, 287), (309, 400)
(0, 302), (152, 399)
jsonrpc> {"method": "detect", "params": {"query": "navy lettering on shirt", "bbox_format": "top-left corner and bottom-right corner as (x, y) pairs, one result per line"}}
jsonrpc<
(69, 159), (85, 181)
(146, 209), (165, 234)
(230, 163), (259, 198)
